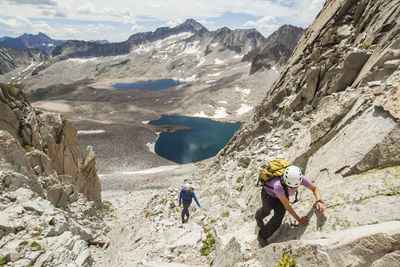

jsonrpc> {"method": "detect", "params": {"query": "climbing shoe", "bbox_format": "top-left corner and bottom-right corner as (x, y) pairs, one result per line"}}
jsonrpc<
(257, 235), (268, 248)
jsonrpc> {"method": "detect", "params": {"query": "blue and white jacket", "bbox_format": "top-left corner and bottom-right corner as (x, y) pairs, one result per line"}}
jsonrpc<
(179, 189), (201, 207)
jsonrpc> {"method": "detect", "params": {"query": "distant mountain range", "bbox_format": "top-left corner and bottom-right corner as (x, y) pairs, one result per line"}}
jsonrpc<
(51, 19), (270, 60)
(0, 32), (65, 51)
(0, 19), (304, 76)
(0, 33), (110, 51)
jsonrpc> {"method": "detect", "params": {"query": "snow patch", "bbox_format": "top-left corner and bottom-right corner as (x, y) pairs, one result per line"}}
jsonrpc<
(181, 41), (201, 55)
(192, 111), (209, 118)
(213, 107), (228, 119)
(233, 54), (244, 59)
(236, 104), (253, 115)
(142, 121), (149, 124)
(218, 100), (227, 104)
(235, 87), (251, 99)
(122, 165), (179, 175)
(164, 32), (193, 41)
(146, 143), (155, 153)
(180, 74), (196, 82)
(215, 58), (226, 65)
(210, 42), (219, 47)
(207, 72), (221, 77)
(133, 44), (151, 54)
(77, 130), (105, 135)
(113, 55), (129, 60)
(67, 58), (98, 63)
(196, 58), (206, 67)
(22, 62), (35, 72)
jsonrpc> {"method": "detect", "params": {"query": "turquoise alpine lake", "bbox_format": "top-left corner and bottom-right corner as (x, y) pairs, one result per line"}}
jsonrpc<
(113, 79), (185, 90)
(149, 115), (241, 164)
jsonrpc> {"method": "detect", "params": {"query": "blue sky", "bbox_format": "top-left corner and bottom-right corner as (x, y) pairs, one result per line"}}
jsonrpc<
(0, 0), (325, 42)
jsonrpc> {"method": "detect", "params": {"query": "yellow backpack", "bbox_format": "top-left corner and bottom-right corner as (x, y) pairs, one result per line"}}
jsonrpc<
(258, 159), (291, 186)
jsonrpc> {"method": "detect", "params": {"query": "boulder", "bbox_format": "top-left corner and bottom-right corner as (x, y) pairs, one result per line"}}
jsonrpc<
(306, 106), (397, 179)
(27, 150), (57, 177)
(329, 51), (371, 93)
(80, 146), (102, 204)
(0, 211), (14, 234)
(46, 183), (69, 209)
(1, 171), (44, 197)
(0, 101), (20, 143)
(0, 130), (35, 177)
(212, 237), (243, 267)
(371, 250), (400, 267)
(376, 85), (400, 120)
(256, 221), (400, 267)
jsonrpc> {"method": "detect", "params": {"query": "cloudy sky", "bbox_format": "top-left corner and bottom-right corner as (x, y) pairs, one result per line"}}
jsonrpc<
(0, 0), (325, 42)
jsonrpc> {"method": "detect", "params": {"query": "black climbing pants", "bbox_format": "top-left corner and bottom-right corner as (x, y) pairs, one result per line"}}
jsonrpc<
(255, 189), (286, 240)
(181, 199), (192, 222)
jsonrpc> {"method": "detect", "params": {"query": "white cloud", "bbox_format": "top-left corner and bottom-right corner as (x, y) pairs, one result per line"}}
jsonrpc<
(166, 19), (184, 28)
(1, 0), (324, 24)
(0, 16), (32, 28)
(244, 16), (280, 36)
(131, 24), (145, 32)
(40, 8), (66, 17)
(244, 16), (275, 26)
(122, 15), (137, 25)
(198, 19), (215, 25)
(6, 0), (57, 6)
(0, 0), (324, 41)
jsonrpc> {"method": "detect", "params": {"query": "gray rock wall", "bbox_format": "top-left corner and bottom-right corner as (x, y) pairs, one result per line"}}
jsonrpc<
(0, 82), (104, 266)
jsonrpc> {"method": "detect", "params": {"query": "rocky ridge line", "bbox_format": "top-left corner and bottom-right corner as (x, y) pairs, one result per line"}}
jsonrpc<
(0, 83), (105, 266)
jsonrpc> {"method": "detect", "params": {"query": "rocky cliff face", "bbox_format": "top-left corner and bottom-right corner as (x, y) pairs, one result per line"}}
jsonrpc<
(0, 47), (49, 75)
(0, 83), (104, 266)
(51, 40), (131, 59)
(246, 24), (304, 74)
(121, 0), (400, 266)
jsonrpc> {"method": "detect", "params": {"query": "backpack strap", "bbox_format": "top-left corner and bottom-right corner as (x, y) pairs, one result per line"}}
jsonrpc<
(281, 180), (299, 204)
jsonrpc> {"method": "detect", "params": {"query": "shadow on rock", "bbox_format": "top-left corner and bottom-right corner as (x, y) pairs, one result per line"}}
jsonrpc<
(268, 203), (327, 243)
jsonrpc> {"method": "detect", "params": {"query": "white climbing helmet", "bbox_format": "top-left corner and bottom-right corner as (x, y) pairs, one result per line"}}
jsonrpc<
(183, 184), (191, 190)
(283, 166), (302, 188)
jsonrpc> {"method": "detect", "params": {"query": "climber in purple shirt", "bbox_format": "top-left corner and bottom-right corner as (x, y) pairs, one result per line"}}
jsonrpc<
(256, 165), (326, 247)
(179, 184), (200, 223)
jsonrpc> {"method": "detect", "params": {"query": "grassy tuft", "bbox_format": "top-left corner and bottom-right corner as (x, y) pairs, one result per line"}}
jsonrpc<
(200, 233), (215, 256)
(222, 211), (230, 217)
(30, 241), (42, 250)
(278, 253), (296, 267)
(23, 145), (33, 152)
(49, 218), (56, 226)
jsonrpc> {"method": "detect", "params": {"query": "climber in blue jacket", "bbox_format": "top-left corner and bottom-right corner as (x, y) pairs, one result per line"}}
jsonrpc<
(179, 184), (200, 223)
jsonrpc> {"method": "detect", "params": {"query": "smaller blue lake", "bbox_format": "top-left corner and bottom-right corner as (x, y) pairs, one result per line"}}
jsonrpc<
(113, 79), (185, 90)
(149, 115), (241, 164)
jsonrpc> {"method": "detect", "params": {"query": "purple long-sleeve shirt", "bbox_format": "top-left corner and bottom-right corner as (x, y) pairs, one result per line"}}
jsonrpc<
(264, 175), (311, 198)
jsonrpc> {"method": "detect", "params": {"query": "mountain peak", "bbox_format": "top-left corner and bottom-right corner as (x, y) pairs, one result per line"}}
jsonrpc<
(183, 19), (203, 27)
(20, 32), (51, 39)
(174, 19), (207, 33)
